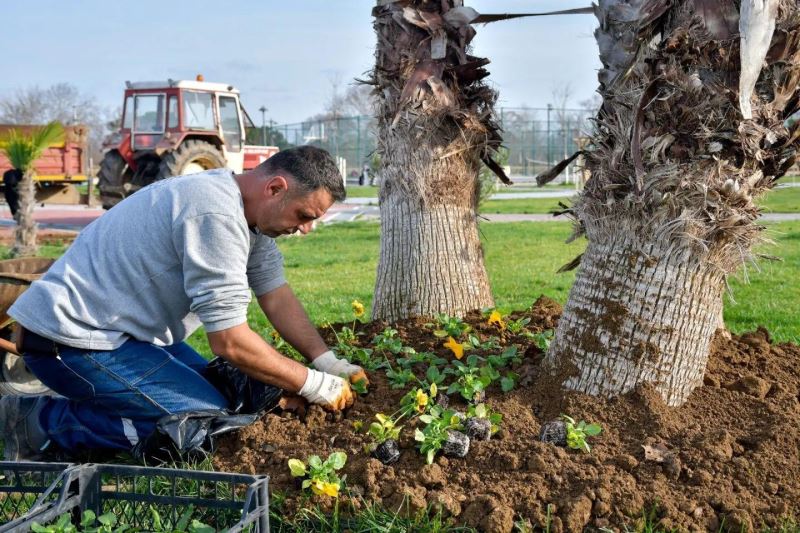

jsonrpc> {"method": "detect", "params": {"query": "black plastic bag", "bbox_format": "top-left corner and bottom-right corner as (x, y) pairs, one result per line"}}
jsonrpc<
(133, 357), (283, 462)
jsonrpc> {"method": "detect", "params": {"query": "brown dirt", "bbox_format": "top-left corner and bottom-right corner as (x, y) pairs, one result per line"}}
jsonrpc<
(214, 297), (800, 532)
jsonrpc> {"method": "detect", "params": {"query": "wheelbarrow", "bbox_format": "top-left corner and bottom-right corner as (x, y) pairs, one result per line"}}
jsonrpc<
(0, 257), (55, 396)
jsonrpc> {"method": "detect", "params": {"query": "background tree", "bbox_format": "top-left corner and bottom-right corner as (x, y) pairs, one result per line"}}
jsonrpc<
(544, 0), (798, 406)
(369, 1), (509, 322)
(0, 122), (64, 256)
(0, 83), (113, 164)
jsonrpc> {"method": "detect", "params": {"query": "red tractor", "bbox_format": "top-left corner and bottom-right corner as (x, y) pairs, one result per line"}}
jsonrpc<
(99, 77), (278, 208)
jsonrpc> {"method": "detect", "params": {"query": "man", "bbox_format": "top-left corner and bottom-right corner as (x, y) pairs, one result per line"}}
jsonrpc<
(2, 167), (22, 220)
(0, 146), (367, 461)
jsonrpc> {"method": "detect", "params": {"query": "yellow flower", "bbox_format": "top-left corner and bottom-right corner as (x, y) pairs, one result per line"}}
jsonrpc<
(351, 300), (365, 318)
(488, 310), (506, 330)
(322, 482), (340, 497)
(444, 336), (464, 360)
(310, 479), (326, 496)
(415, 389), (429, 413)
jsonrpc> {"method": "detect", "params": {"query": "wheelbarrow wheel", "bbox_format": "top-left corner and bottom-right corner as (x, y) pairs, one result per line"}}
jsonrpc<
(0, 349), (49, 396)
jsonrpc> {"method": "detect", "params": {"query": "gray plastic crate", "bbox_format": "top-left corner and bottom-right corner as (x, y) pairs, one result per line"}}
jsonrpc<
(1, 462), (270, 532)
(0, 461), (80, 533)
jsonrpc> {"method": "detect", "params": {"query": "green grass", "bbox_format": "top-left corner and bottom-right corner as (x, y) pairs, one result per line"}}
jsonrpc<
(477, 185), (800, 215)
(760, 185), (800, 213)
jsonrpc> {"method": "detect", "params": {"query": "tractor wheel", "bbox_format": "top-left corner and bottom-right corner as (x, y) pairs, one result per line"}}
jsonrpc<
(0, 349), (49, 396)
(98, 150), (132, 210)
(158, 140), (226, 179)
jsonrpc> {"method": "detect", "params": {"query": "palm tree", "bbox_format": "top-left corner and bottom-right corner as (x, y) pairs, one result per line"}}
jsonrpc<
(370, 1), (509, 322)
(0, 122), (64, 257)
(544, 0), (799, 406)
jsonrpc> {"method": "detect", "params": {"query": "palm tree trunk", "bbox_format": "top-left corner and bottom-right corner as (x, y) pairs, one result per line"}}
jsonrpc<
(547, 0), (800, 406)
(373, 184), (492, 323)
(551, 231), (725, 406)
(370, 1), (504, 322)
(13, 170), (38, 257)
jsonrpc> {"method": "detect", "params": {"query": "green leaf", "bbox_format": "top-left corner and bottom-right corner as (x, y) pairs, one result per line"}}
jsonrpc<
(189, 520), (216, 533)
(97, 513), (116, 526)
(308, 455), (323, 469)
(302, 479), (312, 489)
(288, 459), (307, 477)
(501, 377), (515, 392)
(80, 510), (97, 527)
(433, 329), (447, 338)
(328, 451), (347, 470)
(426, 449), (436, 464)
(30, 525), (50, 533)
(414, 429), (425, 442)
(56, 514), (71, 528)
(176, 505), (194, 531)
(584, 423), (602, 436)
(419, 414), (433, 424)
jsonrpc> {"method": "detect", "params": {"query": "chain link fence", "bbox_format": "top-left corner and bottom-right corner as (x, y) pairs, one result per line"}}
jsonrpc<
(270, 106), (594, 182)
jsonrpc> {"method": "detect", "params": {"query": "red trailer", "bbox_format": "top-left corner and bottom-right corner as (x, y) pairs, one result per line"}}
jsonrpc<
(0, 124), (89, 204)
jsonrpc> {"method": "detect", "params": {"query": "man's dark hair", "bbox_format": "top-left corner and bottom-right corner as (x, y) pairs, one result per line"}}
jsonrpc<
(260, 146), (346, 202)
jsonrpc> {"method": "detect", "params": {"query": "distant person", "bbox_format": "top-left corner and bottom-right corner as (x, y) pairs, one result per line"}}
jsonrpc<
(2, 168), (22, 220)
(361, 163), (370, 187)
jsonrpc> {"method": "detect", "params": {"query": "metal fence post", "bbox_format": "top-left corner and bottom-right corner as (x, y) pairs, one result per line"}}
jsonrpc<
(546, 103), (553, 168)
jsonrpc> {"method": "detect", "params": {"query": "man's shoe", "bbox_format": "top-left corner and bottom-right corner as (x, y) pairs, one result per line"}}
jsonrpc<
(0, 396), (51, 461)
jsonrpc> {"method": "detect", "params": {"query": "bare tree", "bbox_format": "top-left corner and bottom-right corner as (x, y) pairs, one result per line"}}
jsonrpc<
(0, 83), (113, 163)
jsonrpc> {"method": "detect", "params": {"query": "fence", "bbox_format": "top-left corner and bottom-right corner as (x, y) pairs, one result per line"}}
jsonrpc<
(269, 106), (595, 181)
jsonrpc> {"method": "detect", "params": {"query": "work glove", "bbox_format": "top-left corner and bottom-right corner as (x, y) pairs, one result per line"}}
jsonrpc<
(312, 350), (369, 387)
(298, 368), (354, 411)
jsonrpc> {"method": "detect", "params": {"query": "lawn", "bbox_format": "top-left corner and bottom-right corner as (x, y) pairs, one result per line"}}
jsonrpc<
(184, 220), (800, 355)
(478, 185), (800, 215)
(6, 220), (798, 354)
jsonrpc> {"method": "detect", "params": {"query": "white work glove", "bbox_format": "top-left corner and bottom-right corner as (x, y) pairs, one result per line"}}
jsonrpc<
(298, 368), (354, 411)
(312, 350), (369, 386)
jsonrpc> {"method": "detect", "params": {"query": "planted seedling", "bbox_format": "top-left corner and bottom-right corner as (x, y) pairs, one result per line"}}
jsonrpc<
(372, 327), (405, 354)
(288, 451), (347, 498)
(446, 355), (495, 403)
(385, 364), (415, 389)
(367, 413), (403, 465)
(399, 387), (431, 416)
(414, 405), (468, 464)
(430, 313), (472, 339)
(532, 330), (554, 352)
(350, 377), (369, 395)
(487, 346), (521, 370)
(500, 371), (520, 392)
(507, 316), (531, 335)
(464, 403), (502, 441)
(562, 415), (602, 452)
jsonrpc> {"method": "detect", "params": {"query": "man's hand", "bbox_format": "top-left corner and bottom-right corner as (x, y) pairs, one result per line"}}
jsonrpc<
(312, 351), (370, 388)
(298, 368), (355, 411)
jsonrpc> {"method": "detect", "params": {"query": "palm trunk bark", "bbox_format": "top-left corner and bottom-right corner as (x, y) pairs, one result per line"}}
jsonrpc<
(373, 198), (491, 323)
(13, 170), (38, 257)
(551, 231), (725, 406)
(370, 1), (505, 322)
(547, 0), (800, 406)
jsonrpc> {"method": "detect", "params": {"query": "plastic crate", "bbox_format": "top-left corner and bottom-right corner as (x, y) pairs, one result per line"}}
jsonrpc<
(0, 461), (80, 533)
(1, 462), (270, 532)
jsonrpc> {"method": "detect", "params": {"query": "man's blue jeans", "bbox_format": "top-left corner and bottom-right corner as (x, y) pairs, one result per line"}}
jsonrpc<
(23, 340), (230, 452)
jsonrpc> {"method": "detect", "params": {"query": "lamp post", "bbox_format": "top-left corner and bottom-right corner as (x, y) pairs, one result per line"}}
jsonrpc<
(259, 106), (267, 145)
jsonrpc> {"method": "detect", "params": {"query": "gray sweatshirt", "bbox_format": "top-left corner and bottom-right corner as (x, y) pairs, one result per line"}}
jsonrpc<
(9, 169), (286, 350)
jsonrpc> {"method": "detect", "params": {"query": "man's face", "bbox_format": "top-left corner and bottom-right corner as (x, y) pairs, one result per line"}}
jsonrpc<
(255, 177), (334, 238)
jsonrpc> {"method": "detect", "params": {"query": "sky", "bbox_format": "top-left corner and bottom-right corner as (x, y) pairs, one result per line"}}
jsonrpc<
(1, 0), (602, 125)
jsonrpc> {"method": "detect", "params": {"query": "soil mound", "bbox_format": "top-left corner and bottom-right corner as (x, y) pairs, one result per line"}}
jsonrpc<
(215, 297), (800, 532)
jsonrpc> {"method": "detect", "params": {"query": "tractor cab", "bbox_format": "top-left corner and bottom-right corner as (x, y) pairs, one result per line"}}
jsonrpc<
(99, 77), (277, 209)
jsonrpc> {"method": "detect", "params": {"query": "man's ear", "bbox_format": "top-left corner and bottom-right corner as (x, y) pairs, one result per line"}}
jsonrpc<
(264, 175), (289, 198)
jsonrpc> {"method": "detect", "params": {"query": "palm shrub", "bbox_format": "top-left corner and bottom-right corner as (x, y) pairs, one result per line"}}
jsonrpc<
(0, 122), (64, 257)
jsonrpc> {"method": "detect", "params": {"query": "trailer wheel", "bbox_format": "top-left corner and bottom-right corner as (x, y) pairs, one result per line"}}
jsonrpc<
(0, 350), (49, 396)
(158, 140), (226, 179)
(98, 150), (132, 210)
